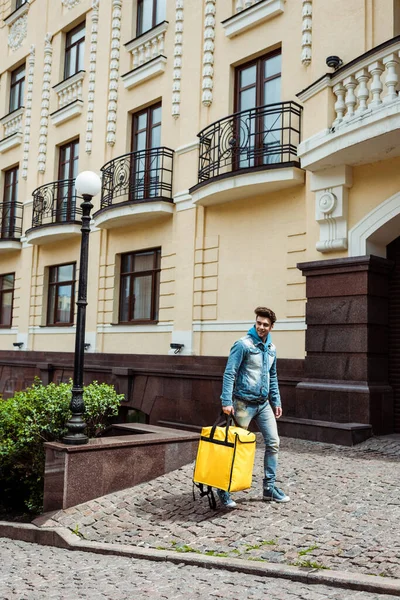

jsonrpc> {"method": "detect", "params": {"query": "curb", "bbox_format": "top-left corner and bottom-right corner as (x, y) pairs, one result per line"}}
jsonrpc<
(1, 521), (400, 597)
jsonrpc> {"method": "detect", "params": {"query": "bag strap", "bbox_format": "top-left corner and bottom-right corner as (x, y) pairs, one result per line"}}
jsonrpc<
(210, 411), (240, 443)
(193, 482), (216, 510)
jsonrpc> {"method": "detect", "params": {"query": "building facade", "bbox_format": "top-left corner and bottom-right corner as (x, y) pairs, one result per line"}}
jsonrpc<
(0, 0), (399, 439)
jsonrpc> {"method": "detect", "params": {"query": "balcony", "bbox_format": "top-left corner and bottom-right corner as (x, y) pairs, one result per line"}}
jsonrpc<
(190, 101), (304, 207)
(0, 107), (24, 153)
(0, 201), (23, 253)
(122, 22), (168, 89)
(25, 180), (82, 245)
(93, 147), (174, 229)
(298, 36), (400, 171)
(50, 71), (85, 126)
(222, 0), (285, 38)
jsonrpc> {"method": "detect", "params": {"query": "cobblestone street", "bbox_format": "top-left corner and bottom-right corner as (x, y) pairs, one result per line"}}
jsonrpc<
(41, 436), (400, 579)
(0, 538), (398, 600)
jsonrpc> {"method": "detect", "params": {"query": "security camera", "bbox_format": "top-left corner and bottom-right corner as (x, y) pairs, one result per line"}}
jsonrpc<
(13, 342), (24, 349)
(326, 56), (343, 70)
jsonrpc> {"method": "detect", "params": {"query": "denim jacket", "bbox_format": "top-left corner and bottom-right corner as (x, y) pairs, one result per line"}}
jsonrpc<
(220, 325), (281, 408)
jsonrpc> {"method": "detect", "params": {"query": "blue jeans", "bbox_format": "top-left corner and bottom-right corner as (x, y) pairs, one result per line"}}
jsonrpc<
(233, 398), (280, 490)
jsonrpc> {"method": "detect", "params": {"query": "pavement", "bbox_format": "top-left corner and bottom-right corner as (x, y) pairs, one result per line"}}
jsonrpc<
(2, 434), (400, 598)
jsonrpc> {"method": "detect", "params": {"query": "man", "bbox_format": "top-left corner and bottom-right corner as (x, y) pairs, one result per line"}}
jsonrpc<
(218, 306), (290, 508)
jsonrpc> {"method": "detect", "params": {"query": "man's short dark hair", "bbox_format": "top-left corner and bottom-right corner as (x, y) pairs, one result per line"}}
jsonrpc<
(254, 306), (277, 325)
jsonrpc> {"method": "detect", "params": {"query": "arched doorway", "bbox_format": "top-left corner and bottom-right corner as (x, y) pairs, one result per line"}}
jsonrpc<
(388, 236), (400, 433)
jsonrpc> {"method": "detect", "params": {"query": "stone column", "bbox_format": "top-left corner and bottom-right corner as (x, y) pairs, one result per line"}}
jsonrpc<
(296, 255), (394, 435)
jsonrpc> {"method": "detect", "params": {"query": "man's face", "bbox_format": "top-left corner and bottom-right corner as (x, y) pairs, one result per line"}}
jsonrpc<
(255, 316), (273, 340)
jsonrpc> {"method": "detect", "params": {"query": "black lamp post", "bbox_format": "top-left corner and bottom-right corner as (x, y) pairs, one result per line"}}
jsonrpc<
(63, 171), (102, 445)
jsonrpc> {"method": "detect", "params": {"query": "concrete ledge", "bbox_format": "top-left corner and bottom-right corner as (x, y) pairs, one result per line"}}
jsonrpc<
(1, 522), (400, 596)
(278, 417), (373, 446)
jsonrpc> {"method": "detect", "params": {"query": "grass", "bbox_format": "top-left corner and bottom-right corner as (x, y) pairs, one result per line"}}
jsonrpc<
(244, 540), (277, 551)
(298, 545), (319, 556)
(292, 559), (329, 570)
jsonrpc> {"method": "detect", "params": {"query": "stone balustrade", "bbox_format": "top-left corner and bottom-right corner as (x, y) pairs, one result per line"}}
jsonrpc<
(1, 107), (24, 138)
(127, 21), (168, 69)
(331, 44), (400, 129)
(53, 71), (85, 110)
(235, 0), (262, 12)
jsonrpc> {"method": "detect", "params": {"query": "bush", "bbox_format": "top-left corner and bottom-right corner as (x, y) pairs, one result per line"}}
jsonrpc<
(0, 379), (123, 513)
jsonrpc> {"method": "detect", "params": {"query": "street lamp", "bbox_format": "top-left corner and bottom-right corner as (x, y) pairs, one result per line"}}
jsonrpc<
(63, 171), (102, 445)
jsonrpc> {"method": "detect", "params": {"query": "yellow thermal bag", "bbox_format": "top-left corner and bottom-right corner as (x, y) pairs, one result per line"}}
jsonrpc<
(193, 414), (256, 493)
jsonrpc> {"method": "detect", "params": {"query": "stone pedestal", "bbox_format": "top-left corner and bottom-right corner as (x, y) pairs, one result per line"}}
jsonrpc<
(297, 255), (394, 435)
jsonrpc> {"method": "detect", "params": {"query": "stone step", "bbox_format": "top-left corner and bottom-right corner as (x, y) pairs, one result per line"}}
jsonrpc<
(277, 416), (372, 446)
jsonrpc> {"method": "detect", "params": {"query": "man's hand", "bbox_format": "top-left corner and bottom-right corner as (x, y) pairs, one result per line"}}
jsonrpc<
(274, 406), (282, 419)
(222, 405), (234, 415)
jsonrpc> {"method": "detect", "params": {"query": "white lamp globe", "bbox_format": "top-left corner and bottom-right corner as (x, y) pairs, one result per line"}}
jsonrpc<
(75, 171), (102, 197)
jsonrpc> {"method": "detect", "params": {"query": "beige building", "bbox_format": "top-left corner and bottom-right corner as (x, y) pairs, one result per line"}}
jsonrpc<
(0, 0), (399, 436)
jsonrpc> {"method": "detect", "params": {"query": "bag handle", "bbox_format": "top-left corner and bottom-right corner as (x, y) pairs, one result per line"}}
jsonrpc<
(210, 411), (239, 443)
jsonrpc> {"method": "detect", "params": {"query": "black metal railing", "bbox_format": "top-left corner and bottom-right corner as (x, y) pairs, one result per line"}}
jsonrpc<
(197, 101), (302, 183)
(100, 147), (174, 209)
(0, 201), (23, 240)
(30, 179), (82, 228)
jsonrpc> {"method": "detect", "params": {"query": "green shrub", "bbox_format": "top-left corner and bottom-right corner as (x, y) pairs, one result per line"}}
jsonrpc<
(0, 379), (123, 513)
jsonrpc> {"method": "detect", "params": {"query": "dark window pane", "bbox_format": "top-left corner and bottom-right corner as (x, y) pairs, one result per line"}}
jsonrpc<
(133, 275), (152, 319)
(138, 0), (153, 34)
(47, 285), (56, 324)
(120, 275), (131, 321)
(265, 54), (281, 78)
(69, 23), (85, 45)
(1, 292), (13, 326)
(121, 254), (134, 273)
(56, 284), (73, 323)
(58, 264), (74, 282)
(134, 251), (155, 272)
(2, 274), (15, 290)
(240, 65), (256, 89)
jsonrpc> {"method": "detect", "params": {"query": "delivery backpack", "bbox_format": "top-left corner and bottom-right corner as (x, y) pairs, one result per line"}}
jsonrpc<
(193, 413), (256, 509)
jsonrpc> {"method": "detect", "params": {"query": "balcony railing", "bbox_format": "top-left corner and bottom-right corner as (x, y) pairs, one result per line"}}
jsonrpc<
(100, 147), (174, 209)
(30, 179), (82, 229)
(197, 101), (302, 184)
(0, 201), (23, 240)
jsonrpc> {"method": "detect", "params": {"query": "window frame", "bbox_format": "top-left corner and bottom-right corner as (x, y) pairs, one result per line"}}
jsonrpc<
(0, 273), (15, 329)
(119, 248), (161, 324)
(46, 263), (76, 326)
(2, 166), (19, 239)
(9, 64), (25, 113)
(57, 138), (79, 222)
(136, 0), (165, 37)
(234, 49), (281, 112)
(64, 22), (86, 80)
(15, 0), (28, 8)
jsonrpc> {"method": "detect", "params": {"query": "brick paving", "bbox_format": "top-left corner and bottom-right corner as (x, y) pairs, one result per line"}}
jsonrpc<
(0, 538), (397, 600)
(40, 435), (400, 580)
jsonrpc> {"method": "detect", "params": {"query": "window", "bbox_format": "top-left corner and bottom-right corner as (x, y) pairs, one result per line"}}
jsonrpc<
(131, 104), (162, 199)
(137, 0), (166, 36)
(57, 139), (79, 221)
(119, 249), (161, 322)
(235, 51), (282, 167)
(0, 273), (15, 328)
(9, 64), (25, 112)
(47, 263), (76, 326)
(2, 166), (19, 239)
(64, 22), (85, 79)
(16, 0), (28, 8)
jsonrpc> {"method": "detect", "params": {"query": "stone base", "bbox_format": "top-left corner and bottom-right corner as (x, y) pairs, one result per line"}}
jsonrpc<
(43, 424), (199, 512)
(277, 417), (372, 446)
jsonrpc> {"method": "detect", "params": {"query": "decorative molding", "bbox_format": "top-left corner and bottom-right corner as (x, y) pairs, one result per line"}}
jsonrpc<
(202, 0), (215, 107)
(38, 33), (53, 173)
(311, 165), (353, 254)
(0, 131), (23, 153)
(222, 0), (285, 38)
(106, 0), (122, 146)
(172, 0), (184, 118)
(174, 190), (194, 211)
(50, 99), (84, 126)
(97, 323), (173, 334)
(0, 107), (24, 138)
(22, 44), (35, 179)
(192, 318), (306, 332)
(4, 1), (30, 26)
(301, 0), (312, 66)
(125, 21), (168, 68)
(175, 139), (199, 155)
(349, 191), (400, 258)
(62, 0), (82, 8)
(8, 13), (28, 52)
(122, 55), (167, 89)
(86, 0), (100, 154)
(53, 71), (85, 108)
